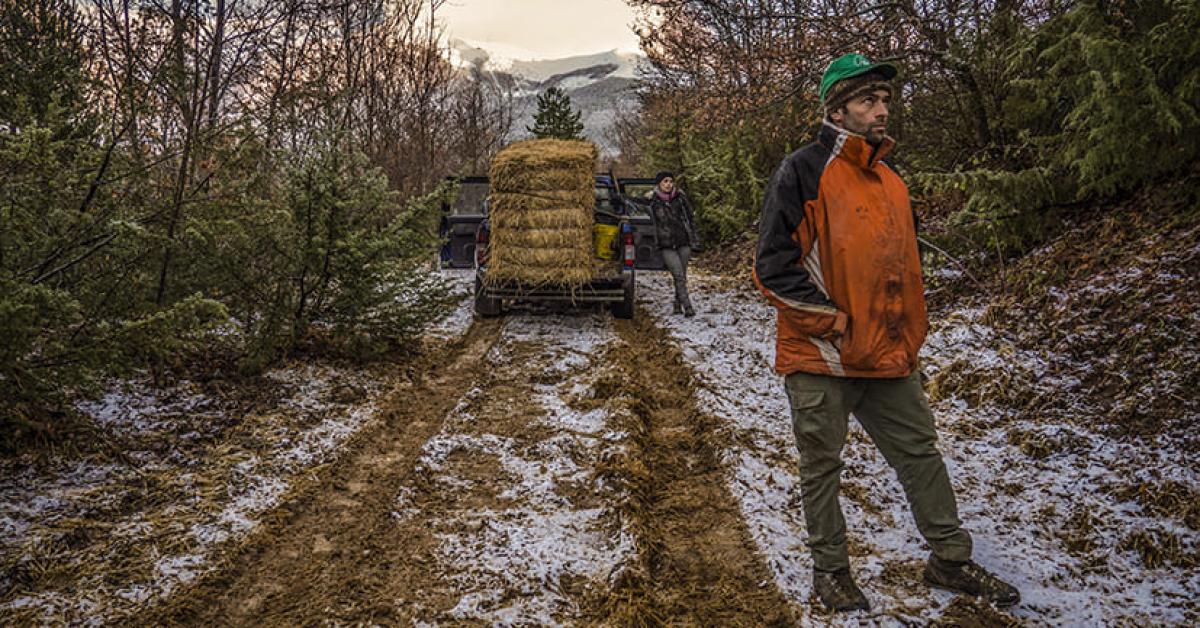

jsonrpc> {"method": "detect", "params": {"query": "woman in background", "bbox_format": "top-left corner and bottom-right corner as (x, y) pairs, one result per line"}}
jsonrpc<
(646, 171), (700, 316)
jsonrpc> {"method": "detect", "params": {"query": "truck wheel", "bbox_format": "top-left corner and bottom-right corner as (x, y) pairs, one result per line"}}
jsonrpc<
(474, 274), (502, 318)
(611, 272), (635, 320)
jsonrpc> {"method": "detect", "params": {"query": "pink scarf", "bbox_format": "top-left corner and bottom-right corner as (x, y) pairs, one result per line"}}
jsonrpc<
(655, 188), (678, 202)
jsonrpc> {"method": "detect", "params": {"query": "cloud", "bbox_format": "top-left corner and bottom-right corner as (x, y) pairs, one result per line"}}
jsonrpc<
(440, 0), (641, 59)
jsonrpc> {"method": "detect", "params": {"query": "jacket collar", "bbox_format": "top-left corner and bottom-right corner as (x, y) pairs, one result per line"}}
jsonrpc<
(819, 120), (895, 170)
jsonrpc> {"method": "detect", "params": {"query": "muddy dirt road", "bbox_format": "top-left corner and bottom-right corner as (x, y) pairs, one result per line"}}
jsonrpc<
(137, 306), (793, 626)
(5, 271), (1196, 626)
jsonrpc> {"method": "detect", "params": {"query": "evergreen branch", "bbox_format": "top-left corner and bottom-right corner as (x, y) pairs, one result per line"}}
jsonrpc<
(31, 232), (118, 285)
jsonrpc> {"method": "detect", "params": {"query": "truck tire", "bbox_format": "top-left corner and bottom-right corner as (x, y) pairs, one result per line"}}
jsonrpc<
(474, 274), (502, 318)
(611, 272), (635, 320)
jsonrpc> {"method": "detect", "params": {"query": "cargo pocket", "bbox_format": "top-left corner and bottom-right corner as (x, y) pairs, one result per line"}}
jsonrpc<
(784, 382), (824, 426)
(787, 389), (825, 413)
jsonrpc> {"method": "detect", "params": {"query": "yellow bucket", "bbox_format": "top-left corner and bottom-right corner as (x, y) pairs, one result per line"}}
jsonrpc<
(593, 223), (619, 260)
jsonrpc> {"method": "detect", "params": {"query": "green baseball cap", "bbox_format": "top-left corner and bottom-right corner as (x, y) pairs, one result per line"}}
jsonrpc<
(819, 53), (898, 104)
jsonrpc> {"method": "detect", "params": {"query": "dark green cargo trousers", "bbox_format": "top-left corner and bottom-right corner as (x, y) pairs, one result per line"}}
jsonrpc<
(784, 370), (972, 572)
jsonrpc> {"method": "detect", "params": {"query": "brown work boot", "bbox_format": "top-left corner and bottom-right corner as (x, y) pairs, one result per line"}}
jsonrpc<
(924, 555), (1020, 607)
(813, 568), (870, 612)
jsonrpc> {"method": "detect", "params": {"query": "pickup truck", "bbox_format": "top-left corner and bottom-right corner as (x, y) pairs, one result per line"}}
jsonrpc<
(440, 175), (663, 319)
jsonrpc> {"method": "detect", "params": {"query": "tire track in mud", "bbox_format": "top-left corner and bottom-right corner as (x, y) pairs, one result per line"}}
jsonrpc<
(134, 318), (507, 626)
(380, 313), (632, 624)
(600, 314), (797, 626)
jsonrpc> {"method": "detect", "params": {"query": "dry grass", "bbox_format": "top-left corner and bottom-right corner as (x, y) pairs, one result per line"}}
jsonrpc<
(1004, 428), (1056, 459)
(1059, 504), (1103, 558)
(1114, 480), (1200, 531)
(925, 355), (1034, 410)
(932, 595), (1022, 627)
(486, 139), (598, 287)
(954, 173), (1200, 445)
(693, 231), (757, 280)
(1004, 426), (1091, 460)
(1121, 527), (1199, 570)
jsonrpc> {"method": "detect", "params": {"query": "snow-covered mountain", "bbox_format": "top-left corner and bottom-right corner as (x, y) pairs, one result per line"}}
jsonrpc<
(510, 50), (642, 83)
(449, 38), (646, 155)
(450, 38), (643, 82)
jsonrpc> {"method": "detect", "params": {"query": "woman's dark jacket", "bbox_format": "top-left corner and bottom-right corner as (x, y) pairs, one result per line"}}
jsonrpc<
(647, 190), (700, 250)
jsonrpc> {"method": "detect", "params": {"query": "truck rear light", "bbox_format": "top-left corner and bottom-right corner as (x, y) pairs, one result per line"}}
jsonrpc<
(622, 226), (635, 268)
(475, 228), (489, 267)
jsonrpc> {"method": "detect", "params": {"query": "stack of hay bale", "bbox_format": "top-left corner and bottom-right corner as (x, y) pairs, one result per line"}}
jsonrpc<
(486, 139), (598, 287)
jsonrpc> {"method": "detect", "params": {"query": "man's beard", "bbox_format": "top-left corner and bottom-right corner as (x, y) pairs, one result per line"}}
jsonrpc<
(858, 120), (887, 145)
(841, 117), (886, 144)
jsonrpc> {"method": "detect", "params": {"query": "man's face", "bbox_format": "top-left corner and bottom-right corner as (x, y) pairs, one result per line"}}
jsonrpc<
(658, 177), (675, 193)
(830, 89), (891, 144)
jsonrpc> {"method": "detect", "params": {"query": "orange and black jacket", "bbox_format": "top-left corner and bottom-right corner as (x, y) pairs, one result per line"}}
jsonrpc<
(753, 122), (927, 378)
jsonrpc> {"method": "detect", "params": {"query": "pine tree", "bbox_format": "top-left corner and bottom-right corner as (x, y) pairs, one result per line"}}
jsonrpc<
(912, 0), (1200, 257)
(527, 87), (585, 140)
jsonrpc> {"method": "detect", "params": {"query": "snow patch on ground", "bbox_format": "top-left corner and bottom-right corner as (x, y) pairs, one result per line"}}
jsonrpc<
(0, 365), (385, 624)
(0, 271), (481, 625)
(638, 271), (1198, 626)
(426, 269), (476, 340)
(77, 385), (219, 437)
(396, 313), (634, 623)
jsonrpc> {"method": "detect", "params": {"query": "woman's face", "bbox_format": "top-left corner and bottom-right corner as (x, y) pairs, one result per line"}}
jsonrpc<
(658, 177), (674, 193)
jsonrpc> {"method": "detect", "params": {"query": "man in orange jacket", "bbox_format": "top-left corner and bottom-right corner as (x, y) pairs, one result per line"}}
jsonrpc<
(753, 54), (1020, 613)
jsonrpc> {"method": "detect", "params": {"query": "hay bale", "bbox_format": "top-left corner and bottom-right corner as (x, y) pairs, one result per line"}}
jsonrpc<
(491, 169), (594, 194)
(492, 228), (596, 250)
(490, 139), (597, 193)
(488, 190), (594, 213)
(488, 205), (592, 230)
(480, 263), (595, 287)
(487, 139), (598, 287)
(489, 245), (592, 269)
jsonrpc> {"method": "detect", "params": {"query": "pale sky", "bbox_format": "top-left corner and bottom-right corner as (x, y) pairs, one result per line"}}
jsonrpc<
(439, 0), (643, 59)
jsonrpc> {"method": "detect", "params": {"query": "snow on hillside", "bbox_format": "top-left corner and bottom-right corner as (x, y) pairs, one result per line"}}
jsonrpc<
(449, 38), (644, 82)
(509, 50), (643, 82)
(448, 38), (533, 73)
